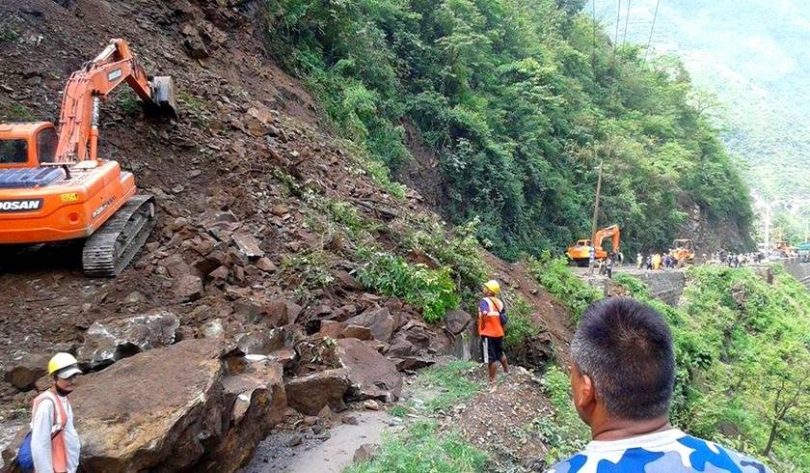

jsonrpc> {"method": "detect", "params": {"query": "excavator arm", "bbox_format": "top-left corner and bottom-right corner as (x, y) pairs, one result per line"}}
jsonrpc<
(55, 39), (175, 162)
(593, 225), (620, 253)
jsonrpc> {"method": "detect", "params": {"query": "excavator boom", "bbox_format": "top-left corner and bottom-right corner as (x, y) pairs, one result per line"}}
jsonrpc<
(56, 39), (176, 162)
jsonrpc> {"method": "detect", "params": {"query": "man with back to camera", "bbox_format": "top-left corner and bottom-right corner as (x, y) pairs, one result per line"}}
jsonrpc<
(547, 298), (770, 473)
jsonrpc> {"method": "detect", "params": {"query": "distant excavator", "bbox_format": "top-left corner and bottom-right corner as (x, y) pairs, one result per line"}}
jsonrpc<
(0, 39), (176, 276)
(669, 239), (695, 265)
(566, 224), (621, 267)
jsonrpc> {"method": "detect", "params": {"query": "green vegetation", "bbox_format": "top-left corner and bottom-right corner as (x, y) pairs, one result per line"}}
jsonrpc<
(398, 217), (488, 296)
(615, 267), (810, 471)
(263, 0), (753, 259)
(600, 0), (810, 242)
(346, 420), (488, 473)
(412, 360), (483, 413)
(537, 365), (590, 464)
(4, 104), (34, 121)
(356, 249), (459, 323)
(527, 252), (600, 320)
(502, 295), (538, 348)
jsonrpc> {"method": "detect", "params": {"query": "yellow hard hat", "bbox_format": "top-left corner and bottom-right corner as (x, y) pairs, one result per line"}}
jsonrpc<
(483, 279), (501, 295)
(48, 352), (81, 378)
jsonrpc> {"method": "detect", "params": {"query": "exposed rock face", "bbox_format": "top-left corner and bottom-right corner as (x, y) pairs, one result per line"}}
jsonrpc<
(77, 310), (180, 369)
(336, 338), (402, 401)
(199, 360), (286, 472)
(236, 329), (285, 355)
(284, 369), (351, 415)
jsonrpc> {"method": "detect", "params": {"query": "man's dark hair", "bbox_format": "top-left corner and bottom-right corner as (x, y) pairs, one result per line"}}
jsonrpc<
(571, 297), (675, 420)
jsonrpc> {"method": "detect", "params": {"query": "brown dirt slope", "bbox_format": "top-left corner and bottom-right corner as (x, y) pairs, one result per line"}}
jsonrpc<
(0, 0), (574, 411)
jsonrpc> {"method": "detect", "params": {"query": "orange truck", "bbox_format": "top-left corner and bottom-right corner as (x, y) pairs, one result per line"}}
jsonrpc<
(0, 39), (176, 276)
(566, 225), (620, 266)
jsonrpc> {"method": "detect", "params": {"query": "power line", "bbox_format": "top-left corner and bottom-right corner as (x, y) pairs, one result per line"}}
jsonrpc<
(591, 0), (598, 72)
(622, 0), (632, 48)
(613, 0), (622, 53)
(644, 0), (662, 62)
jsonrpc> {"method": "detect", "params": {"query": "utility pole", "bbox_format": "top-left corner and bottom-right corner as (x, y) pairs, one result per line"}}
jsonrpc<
(591, 159), (604, 242)
(764, 203), (771, 250)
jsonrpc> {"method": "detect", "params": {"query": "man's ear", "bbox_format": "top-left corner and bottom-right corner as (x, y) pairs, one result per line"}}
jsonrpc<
(570, 365), (596, 413)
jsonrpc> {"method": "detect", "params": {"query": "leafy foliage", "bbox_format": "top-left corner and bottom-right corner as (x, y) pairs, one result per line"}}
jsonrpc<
(527, 251), (600, 321)
(356, 249), (460, 323)
(263, 0), (753, 259)
(503, 295), (539, 348)
(538, 365), (590, 464)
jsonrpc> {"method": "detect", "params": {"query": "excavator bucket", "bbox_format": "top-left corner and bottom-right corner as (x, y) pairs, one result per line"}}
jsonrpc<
(149, 76), (177, 117)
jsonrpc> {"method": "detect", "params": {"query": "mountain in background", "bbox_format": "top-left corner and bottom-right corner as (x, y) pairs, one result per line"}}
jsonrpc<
(595, 0), (810, 242)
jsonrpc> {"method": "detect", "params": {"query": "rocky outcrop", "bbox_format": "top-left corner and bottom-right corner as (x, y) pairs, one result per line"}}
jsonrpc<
(77, 310), (180, 369)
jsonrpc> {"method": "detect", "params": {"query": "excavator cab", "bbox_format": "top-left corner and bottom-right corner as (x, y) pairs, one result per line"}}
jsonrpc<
(0, 122), (58, 168)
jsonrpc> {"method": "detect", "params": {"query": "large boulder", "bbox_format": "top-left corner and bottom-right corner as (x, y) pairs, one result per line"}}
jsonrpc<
(235, 329), (285, 355)
(3, 352), (50, 391)
(72, 339), (226, 472)
(344, 307), (397, 343)
(77, 310), (180, 369)
(285, 369), (351, 415)
(444, 310), (472, 335)
(336, 338), (402, 401)
(198, 360), (286, 472)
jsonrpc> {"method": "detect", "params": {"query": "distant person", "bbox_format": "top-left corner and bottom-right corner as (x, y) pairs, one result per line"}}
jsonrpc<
(645, 255), (652, 271)
(588, 246), (596, 275)
(636, 253), (643, 269)
(606, 254), (614, 279)
(652, 253), (662, 270)
(478, 279), (508, 384)
(547, 298), (771, 473)
(32, 353), (82, 473)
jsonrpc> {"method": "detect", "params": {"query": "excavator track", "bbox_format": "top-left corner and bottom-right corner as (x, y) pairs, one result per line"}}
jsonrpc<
(82, 195), (156, 277)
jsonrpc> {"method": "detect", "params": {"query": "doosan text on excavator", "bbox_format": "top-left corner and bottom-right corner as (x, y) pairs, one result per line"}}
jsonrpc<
(0, 39), (176, 276)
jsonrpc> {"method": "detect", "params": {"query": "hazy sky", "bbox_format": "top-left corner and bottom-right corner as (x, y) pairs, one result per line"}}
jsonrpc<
(593, 0), (810, 203)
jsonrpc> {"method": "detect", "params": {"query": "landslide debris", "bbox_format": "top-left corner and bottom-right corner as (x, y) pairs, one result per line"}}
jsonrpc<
(0, 0), (576, 470)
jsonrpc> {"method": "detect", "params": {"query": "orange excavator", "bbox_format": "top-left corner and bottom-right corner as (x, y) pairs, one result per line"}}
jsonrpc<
(566, 224), (621, 266)
(0, 39), (176, 276)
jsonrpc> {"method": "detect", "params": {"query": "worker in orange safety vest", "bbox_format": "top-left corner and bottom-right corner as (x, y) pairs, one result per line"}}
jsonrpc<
(31, 353), (81, 473)
(478, 279), (509, 384)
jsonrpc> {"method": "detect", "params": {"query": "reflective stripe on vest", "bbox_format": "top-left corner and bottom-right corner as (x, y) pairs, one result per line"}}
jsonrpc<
(33, 390), (69, 473)
(484, 297), (502, 317)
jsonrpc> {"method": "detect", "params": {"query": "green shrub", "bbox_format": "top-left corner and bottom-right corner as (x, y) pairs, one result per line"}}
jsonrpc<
(356, 249), (460, 323)
(346, 420), (489, 473)
(527, 251), (600, 321)
(401, 216), (489, 294)
(503, 295), (539, 348)
(539, 365), (590, 464)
